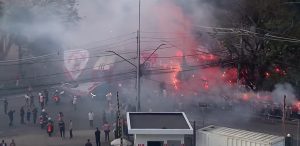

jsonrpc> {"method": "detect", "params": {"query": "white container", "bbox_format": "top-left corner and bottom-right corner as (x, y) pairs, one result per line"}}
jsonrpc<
(197, 125), (285, 146)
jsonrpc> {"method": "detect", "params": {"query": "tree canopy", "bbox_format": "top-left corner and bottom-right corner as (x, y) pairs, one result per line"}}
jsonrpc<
(0, 0), (80, 60)
(209, 0), (300, 93)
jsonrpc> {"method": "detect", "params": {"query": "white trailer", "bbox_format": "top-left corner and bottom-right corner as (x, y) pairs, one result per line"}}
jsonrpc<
(197, 125), (285, 146)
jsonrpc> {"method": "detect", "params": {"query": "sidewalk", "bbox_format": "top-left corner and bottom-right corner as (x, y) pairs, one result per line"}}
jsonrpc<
(0, 130), (113, 146)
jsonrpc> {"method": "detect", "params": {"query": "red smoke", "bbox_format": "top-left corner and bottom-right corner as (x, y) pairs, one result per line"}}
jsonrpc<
(155, 0), (198, 54)
(153, 1), (239, 97)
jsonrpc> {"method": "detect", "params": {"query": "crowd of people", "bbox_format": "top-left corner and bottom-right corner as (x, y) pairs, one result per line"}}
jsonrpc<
(1, 87), (130, 146)
(0, 139), (15, 146)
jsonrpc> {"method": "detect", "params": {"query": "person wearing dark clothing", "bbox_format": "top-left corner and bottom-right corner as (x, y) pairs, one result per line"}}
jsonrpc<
(32, 107), (37, 124)
(85, 139), (92, 146)
(102, 123), (110, 142)
(8, 110), (15, 127)
(20, 107), (25, 124)
(1, 140), (7, 146)
(26, 108), (31, 122)
(69, 120), (73, 139)
(30, 95), (34, 107)
(9, 139), (15, 146)
(32, 107), (38, 124)
(44, 89), (49, 105)
(4, 98), (8, 115)
(58, 120), (65, 138)
(95, 128), (101, 146)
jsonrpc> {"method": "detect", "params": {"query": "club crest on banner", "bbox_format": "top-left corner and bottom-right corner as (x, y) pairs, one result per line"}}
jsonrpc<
(64, 50), (89, 80)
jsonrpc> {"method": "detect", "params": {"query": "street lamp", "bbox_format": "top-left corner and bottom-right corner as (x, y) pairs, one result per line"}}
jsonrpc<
(106, 51), (137, 68)
(106, 43), (166, 112)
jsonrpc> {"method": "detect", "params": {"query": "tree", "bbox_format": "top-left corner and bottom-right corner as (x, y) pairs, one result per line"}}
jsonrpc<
(0, 0), (80, 60)
(0, 0), (80, 89)
(211, 0), (300, 92)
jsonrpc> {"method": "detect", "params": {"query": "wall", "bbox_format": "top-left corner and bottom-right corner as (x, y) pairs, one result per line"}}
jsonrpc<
(135, 134), (185, 146)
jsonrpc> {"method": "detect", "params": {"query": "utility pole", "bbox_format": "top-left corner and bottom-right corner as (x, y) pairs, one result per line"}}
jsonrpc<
(107, 43), (165, 112)
(237, 26), (243, 87)
(282, 95), (286, 135)
(116, 92), (123, 146)
(193, 121), (196, 146)
(297, 118), (299, 146)
(137, 0), (141, 112)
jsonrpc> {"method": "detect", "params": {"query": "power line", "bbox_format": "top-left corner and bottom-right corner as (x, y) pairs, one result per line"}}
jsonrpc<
(0, 74), (136, 92)
(0, 32), (139, 64)
(0, 58), (237, 92)
(0, 58), (138, 83)
(0, 36), (137, 65)
(193, 25), (300, 43)
(0, 43), (175, 66)
(1, 50), (205, 82)
(0, 56), (235, 86)
(69, 32), (137, 49)
(0, 52), (59, 63)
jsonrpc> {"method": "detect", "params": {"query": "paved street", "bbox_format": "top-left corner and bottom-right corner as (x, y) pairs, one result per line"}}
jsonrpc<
(0, 92), (115, 146)
(0, 130), (112, 146)
(0, 92), (299, 146)
(187, 107), (299, 145)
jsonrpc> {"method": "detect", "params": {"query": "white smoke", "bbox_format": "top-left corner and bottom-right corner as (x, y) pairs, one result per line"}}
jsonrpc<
(271, 83), (296, 104)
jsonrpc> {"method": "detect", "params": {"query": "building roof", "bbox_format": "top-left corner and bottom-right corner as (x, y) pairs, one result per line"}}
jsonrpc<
(127, 112), (193, 135)
(199, 125), (284, 145)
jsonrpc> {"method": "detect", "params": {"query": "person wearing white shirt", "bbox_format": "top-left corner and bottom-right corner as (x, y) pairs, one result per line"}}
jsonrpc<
(88, 111), (94, 128)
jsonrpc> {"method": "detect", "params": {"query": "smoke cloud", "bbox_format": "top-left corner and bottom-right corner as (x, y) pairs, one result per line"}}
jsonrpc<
(1, 0), (298, 115)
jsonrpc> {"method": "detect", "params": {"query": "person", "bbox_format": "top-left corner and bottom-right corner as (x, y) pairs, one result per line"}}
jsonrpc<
(72, 96), (77, 111)
(53, 90), (59, 97)
(43, 89), (49, 105)
(88, 111), (94, 128)
(102, 122), (110, 142)
(69, 120), (73, 139)
(0, 140), (7, 146)
(85, 139), (92, 146)
(8, 109), (15, 127)
(123, 120), (128, 138)
(9, 139), (15, 146)
(29, 95), (34, 107)
(58, 120), (65, 138)
(38, 93), (44, 109)
(26, 108), (31, 122)
(58, 112), (64, 122)
(4, 98), (8, 114)
(108, 103), (114, 122)
(95, 127), (101, 146)
(27, 85), (33, 94)
(39, 109), (48, 129)
(32, 107), (38, 124)
(106, 93), (112, 107)
(20, 106), (25, 124)
(47, 121), (54, 137)
(25, 94), (30, 107)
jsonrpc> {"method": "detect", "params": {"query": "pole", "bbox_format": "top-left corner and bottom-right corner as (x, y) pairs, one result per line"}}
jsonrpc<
(117, 92), (123, 146)
(202, 107), (204, 127)
(141, 44), (166, 65)
(193, 121), (196, 146)
(237, 29), (242, 87)
(106, 51), (136, 68)
(297, 119), (299, 146)
(137, 0), (141, 112)
(282, 95), (286, 135)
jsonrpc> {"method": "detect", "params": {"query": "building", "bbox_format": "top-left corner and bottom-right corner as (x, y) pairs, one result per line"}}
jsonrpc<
(127, 112), (193, 146)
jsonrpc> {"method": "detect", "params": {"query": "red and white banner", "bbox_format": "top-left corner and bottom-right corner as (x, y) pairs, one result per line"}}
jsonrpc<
(64, 50), (89, 80)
